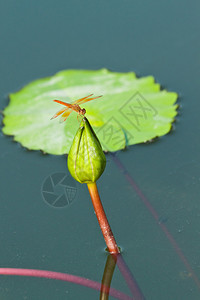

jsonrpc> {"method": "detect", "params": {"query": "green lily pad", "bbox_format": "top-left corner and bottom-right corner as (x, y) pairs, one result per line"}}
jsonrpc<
(2, 69), (178, 154)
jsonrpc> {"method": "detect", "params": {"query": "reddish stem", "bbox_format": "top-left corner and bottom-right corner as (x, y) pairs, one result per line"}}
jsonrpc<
(87, 182), (119, 254)
(0, 268), (132, 300)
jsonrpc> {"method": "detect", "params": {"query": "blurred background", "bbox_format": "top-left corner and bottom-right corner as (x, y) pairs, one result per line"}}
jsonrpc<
(0, 0), (200, 299)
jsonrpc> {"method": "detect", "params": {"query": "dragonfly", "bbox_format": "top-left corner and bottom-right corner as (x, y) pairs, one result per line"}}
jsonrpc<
(51, 94), (102, 123)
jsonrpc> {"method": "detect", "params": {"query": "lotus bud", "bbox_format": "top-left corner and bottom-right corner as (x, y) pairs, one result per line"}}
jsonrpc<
(67, 117), (106, 183)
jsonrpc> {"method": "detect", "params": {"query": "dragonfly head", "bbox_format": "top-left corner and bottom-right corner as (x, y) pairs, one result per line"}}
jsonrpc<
(81, 108), (86, 115)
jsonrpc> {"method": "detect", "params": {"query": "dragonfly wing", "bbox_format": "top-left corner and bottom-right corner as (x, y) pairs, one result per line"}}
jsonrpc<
(51, 107), (68, 120)
(75, 95), (103, 105)
(73, 94), (94, 105)
(53, 99), (74, 109)
(59, 109), (72, 123)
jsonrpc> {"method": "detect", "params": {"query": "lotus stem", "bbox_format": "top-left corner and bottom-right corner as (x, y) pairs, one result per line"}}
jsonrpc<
(87, 182), (119, 254)
(0, 268), (132, 300)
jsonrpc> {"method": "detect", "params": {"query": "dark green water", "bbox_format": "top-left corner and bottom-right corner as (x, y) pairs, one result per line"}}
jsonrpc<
(1, 0), (200, 299)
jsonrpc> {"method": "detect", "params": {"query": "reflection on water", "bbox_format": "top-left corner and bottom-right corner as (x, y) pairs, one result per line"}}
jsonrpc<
(100, 253), (145, 300)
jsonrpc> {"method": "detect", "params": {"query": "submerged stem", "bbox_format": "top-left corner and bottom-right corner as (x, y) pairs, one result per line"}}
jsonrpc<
(87, 182), (119, 254)
(100, 254), (117, 300)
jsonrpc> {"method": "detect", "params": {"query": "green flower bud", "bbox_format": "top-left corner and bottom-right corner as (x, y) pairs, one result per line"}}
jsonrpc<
(67, 117), (106, 183)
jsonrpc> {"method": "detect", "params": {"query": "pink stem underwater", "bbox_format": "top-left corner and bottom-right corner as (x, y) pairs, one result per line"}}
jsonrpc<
(0, 268), (132, 300)
(111, 153), (200, 290)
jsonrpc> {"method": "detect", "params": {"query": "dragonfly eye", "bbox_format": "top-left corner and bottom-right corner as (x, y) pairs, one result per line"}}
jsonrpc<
(82, 108), (86, 115)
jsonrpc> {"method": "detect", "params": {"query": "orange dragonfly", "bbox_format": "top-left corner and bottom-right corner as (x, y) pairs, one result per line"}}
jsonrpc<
(51, 94), (102, 123)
